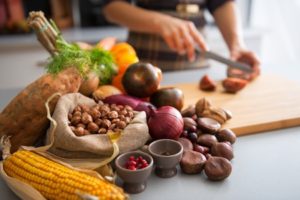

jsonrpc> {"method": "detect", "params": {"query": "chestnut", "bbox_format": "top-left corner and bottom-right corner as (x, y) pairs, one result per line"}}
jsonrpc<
(193, 144), (209, 155)
(197, 134), (218, 147)
(180, 150), (206, 174)
(183, 117), (197, 132)
(204, 156), (232, 181)
(211, 142), (234, 160)
(181, 105), (196, 117)
(197, 117), (221, 133)
(178, 138), (193, 151)
(216, 129), (236, 144)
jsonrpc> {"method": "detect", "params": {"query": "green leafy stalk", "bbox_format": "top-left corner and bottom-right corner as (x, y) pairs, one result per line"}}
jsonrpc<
(46, 20), (117, 84)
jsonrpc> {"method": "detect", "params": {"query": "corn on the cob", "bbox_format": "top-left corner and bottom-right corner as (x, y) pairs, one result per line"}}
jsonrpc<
(3, 150), (126, 200)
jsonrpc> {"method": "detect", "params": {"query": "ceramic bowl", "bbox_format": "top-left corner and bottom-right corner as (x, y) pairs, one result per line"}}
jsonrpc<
(115, 151), (153, 194)
(148, 139), (183, 178)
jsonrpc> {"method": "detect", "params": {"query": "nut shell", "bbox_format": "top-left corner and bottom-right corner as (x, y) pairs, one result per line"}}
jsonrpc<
(211, 142), (234, 160)
(180, 150), (206, 174)
(204, 156), (232, 181)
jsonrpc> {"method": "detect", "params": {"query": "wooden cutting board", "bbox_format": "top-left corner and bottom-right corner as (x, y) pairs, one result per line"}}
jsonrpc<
(171, 74), (300, 136)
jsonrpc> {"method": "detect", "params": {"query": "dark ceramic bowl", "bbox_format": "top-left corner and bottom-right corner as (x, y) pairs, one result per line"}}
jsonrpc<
(115, 151), (153, 194)
(148, 139), (183, 178)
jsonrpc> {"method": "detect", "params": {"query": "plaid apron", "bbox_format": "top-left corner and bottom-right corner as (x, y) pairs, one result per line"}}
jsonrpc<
(127, 0), (209, 71)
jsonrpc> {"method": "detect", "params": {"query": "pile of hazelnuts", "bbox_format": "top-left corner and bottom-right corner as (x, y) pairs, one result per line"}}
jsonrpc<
(179, 98), (236, 181)
(68, 101), (134, 136)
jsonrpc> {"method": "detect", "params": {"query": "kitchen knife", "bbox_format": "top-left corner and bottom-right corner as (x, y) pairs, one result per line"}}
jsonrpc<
(196, 48), (253, 73)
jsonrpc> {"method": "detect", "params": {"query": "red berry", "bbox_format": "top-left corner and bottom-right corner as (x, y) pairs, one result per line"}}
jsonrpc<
(141, 163), (149, 168)
(128, 165), (137, 170)
(129, 156), (135, 161)
(128, 160), (137, 166)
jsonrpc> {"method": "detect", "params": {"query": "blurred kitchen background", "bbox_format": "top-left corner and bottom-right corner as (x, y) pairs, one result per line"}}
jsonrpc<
(0, 0), (299, 90)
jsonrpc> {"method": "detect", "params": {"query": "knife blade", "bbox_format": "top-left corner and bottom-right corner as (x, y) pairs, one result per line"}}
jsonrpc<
(196, 48), (253, 73)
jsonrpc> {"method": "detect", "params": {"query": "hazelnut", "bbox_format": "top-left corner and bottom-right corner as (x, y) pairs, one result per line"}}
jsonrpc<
(87, 122), (99, 133)
(100, 105), (110, 113)
(90, 108), (101, 120)
(97, 100), (104, 106)
(125, 105), (133, 111)
(111, 106), (120, 112)
(81, 112), (93, 124)
(112, 118), (120, 123)
(119, 115), (126, 121)
(109, 123), (116, 130)
(77, 123), (86, 129)
(74, 127), (85, 136)
(117, 105), (124, 109)
(73, 105), (81, 112)
(108, 111), (118, 119)
(116, 121), (127, 129)
(71, 116), (81, 126)
(127, 111), (134, 119)
(101, 119), (111, 129)
(73, 111), (82, 117)
(94, 118), (102, 126)
(98, 128), (107, 134)
(119, 109), (127, 116)
(80, 104), (90, 112)
(125, 117), (131, 124)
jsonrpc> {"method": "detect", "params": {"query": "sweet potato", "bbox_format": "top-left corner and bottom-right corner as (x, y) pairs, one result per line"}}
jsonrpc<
(0, 67), (82, 153)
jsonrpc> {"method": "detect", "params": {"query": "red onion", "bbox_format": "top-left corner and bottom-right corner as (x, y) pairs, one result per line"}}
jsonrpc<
(104, 94), (156, 117)
(103, 94), (142, 108)
(135, 102), (156, 118)
(148, 106), (184, 140)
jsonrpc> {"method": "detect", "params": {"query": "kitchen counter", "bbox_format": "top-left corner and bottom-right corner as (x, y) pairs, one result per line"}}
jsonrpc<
(1, 59), (300, 200)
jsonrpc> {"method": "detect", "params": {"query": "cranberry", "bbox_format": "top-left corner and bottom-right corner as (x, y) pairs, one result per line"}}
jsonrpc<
(125, 155), (149, 170)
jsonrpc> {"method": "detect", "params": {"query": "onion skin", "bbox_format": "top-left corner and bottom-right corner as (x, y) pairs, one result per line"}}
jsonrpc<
(135, 102), (156, 118)
(148, 106), (184, 140)
(103, 94), (142, 108)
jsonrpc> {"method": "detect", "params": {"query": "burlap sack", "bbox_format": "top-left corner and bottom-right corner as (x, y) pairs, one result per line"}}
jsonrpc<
(44, 93), (150, 169)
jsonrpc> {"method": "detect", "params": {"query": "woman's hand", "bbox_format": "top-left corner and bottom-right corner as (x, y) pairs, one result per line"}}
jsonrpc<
(155, 15), (208, 62)
(230, 47), (261, 78)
